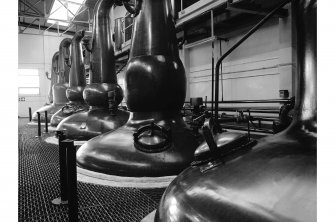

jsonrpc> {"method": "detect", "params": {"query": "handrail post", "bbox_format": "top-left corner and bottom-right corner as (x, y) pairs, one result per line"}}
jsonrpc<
(65, 139), (78, 222)
(247, 110), (251, 141)
(36, 112), (41, 137)
(44, 111), (48, 133)
(51, 131), (68, 205)
(28, 107), (32, 122)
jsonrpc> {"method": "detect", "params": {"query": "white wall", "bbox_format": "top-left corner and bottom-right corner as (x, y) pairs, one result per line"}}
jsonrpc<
(185, 15), (293, 109)
(18, 28), (72, 117)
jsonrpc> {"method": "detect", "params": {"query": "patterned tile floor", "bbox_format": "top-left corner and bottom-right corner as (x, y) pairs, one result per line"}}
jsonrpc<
(18, 118), (165, 222)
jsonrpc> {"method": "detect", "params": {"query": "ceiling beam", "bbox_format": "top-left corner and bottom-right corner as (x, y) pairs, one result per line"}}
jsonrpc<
(21, 18), (39, 33)
(18, 15), (90, 25)
(57, 0), (76, 17)
(20, 0), (44, 16)
(18, 21), (76, 35)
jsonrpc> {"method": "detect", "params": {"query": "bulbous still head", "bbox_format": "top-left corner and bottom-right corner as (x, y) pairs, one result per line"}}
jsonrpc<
(124, 0), (186, 112)
(82, 0), (125, 108)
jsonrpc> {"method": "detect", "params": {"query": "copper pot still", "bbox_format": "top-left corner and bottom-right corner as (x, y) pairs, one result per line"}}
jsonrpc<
(51, 30), (89, 126)
(32, 38), (71, 123)
(56, 0), (129, 140)
(47, 55), (58, 104)
(76, 0), (200, 177)
(155, 0), (316, 221)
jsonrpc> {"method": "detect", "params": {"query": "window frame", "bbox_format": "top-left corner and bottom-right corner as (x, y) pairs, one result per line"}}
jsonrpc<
(18, 68), (40, 96)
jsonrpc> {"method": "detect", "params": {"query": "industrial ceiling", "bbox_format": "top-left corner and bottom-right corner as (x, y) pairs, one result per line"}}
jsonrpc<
(18, 0), (99, 35)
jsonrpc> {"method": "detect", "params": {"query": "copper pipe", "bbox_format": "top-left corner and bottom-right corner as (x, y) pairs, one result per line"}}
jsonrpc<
(90, 0), (116, 84)
(290, 0), (317, 131)
(58, 38), (71, 84)
(66, 30), (86, 102)
(114, 18), (123, 51)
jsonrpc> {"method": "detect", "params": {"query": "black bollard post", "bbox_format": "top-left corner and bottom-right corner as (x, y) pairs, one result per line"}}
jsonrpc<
(247, 110), (251, 141)
(29, 107), (32, 122)
(51, 131), (68, 205)
(36, 112), (41, 137)
(44, 111), (48, 133)
(65, 139), (78, 222)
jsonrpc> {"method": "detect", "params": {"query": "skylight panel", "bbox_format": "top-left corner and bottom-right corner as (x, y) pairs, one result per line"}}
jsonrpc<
(47, 0), (85, 27)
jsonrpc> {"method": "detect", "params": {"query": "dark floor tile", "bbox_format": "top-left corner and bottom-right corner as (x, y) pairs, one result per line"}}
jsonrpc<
(18, 119), (162, 222)
(78, 206), (113, 222)
(138, 188), (166, 204)
(46, 212), (68, 222)
(86, 183), (138, 205)
(19, 214), (49, 222)
(39, 182), (68, 215)
(103, 192), (157, 222)
(18, 184), (47, 220)
(19, 155), (38, 186)
(36, 163), (60, 184)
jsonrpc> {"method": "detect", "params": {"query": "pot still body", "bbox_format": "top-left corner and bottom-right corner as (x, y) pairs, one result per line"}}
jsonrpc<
(76, 0), (200, 177)
(32, 46), (70, 123)
(155, 0), (317, 221)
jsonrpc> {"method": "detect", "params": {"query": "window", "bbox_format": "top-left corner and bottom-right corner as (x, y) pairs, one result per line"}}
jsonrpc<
(47, 0), (85, 27)
(18, 69), (40, 95)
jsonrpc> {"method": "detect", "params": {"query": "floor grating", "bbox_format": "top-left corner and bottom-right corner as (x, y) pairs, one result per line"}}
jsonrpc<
(18, 118), (165, 222)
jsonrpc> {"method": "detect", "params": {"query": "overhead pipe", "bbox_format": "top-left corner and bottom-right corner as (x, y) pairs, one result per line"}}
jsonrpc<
(155, 0), (316, 221)
(51, 30), (89, 126)
(76, 0), (200, 177)
(56, 0), (129, 140)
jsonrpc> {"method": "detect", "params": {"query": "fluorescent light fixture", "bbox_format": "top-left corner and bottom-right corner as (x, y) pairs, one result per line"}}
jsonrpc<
(47, 0), (85, 27)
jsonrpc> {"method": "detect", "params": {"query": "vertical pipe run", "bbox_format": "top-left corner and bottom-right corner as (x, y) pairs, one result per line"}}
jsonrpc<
(171, 0), (176, 21)
(65, 139), (78, 222)
(211, 10), (215, 115)
(29, 107), (32, 122)
(44, 111), (48, 133)
(37, 112), (41, 137)
(220, 40), (224, 101)
(211, 42), (215, 114)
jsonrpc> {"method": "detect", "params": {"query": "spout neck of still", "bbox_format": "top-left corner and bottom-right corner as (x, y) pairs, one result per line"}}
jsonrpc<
(129, 0), (179, 58)
(290, 0), (317, 133)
